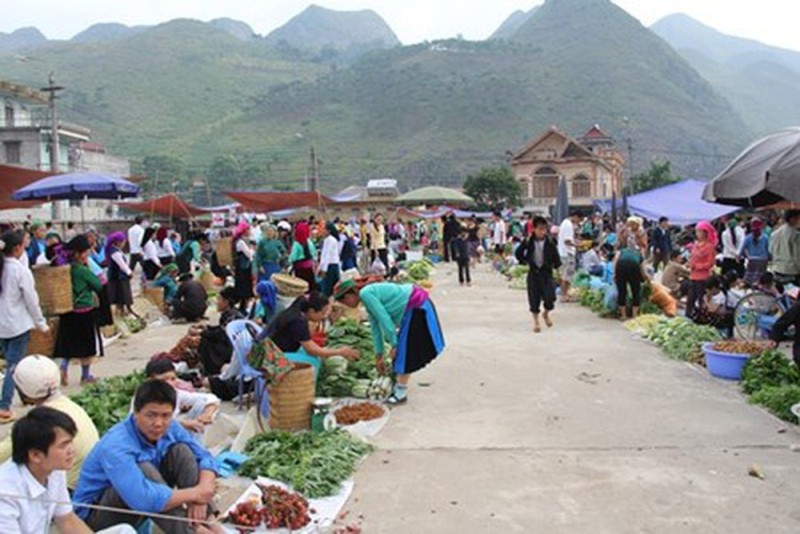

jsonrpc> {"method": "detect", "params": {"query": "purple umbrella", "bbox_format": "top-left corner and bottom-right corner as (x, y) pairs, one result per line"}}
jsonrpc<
(12, 172), (140, 201)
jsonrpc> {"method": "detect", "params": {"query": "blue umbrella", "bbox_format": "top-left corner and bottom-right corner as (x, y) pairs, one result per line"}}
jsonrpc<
(553, 175), (569, 223)
(12, 172), (140, 201)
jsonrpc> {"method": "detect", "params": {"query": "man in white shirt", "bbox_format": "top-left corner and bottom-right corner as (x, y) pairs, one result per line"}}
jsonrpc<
(491, 212), (507, 254)
(0, 406), (134, 534)
(720, 217), (745, 277)
(557, 212), (580, 302)
(127, 216), (145, 273)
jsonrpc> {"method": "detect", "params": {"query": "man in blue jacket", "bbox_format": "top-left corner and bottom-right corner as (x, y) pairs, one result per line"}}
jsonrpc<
(73, 380), (222, 533)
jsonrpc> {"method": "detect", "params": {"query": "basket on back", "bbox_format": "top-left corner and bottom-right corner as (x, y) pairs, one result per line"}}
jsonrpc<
(27, 318), (59, 357)
(32, 265), (73, 316)
(272, 274), (308, 298)
(216, 236), (233, 266)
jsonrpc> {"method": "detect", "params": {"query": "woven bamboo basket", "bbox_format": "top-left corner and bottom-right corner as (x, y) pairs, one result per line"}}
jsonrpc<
(268, 363), (315, 431)
(26, 318), (59, 357)
(272, 274), (309, 298)
(143, 285), (164, 308)
(199, 270), (217, 291)
(216, 236), (233, 266)
(32, 265), (73, 316)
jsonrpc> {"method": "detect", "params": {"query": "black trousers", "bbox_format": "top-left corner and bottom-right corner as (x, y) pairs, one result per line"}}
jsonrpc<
(457, 259), (471, 284)
(129, 252), (144, 272)
(686, 279), (707, 319)
(616, 260), (642, 308)
(443, 238), (453, 262)
(527, 269), (555, 314)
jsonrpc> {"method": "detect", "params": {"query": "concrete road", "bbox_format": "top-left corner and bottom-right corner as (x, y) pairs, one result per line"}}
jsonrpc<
(345, 263), (800, 533)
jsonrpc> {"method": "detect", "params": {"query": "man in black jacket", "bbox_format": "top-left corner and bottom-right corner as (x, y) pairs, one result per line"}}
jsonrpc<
(516, 216), (562, 333)
(771, 300), (800, 368)
(442, 215), (460, 263)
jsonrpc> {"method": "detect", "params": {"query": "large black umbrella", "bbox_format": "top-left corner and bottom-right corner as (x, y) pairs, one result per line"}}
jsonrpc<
(553, 176), (569, 223)
(703, 127), (800, 207)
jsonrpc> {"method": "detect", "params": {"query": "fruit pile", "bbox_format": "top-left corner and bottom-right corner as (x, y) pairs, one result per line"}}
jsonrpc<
(226, 484), (313, 531)
(334, 402), (386, 425)
(712, 340), (772, 356)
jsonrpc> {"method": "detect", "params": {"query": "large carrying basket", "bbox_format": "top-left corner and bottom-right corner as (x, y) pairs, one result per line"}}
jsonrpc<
(268, 363), (315, 431)
(143, 285), (164, 308)
(199, 270), (217, 292)
(26, 318), (59, 357)
(32, 265), (73, 316)
(272, 273), (309, 298)
(216, 236), (233, 266)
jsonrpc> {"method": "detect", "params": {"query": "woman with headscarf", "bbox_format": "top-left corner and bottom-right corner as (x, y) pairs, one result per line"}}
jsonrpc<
(104, 231), (136, 317)
(618, 216), (647, 254)
(255, 224), (287, 283)
(289, 221), (317, 292)
(335, 279), (445, 405)
(741, 218), (770, 285)
(54, 235), (104, 386)
(340, 226), (358, 273)
(318, 222), (342, 298)
(141, 227), (162, 280)
(152, 263), (180, 306)
(156, 226), (175, 266)
(687, 221), (718, 319)
(232, 220), (255, 313)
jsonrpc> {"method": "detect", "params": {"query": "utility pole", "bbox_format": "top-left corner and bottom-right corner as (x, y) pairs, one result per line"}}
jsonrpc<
(41, 73), (64, 219)
(309, 145), (319, 192)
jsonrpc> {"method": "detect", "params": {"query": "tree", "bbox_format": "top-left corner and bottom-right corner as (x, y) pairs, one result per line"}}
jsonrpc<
(208, 155), (243, 189)
(462, 167), (522, 211)
(630, 160), (680, 194)
(139, 155), (186, 194)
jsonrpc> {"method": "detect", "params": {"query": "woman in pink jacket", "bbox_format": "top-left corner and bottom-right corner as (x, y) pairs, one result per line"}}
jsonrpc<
(687, 220), (718, 319)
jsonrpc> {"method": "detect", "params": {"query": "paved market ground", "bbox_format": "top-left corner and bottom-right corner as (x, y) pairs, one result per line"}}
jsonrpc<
(4, 264), (800, 533)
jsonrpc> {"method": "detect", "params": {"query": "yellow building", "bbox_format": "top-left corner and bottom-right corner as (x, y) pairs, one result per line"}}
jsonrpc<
(511, 125), (626, 212)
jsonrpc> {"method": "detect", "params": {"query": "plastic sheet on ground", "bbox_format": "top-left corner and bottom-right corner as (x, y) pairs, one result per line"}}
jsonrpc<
(222, 476), (354, 533)
(328, 398), (390, 438)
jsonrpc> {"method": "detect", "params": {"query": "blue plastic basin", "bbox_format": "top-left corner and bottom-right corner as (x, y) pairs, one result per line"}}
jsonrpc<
(703, 342), (751, 380)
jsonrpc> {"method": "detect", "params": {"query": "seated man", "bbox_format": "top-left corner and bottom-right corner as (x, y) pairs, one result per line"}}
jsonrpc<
(0, 406), (134, 534)
(171, 273), (209, 322)
(0, 355), (99, 490)
(74, 380), (222, 534)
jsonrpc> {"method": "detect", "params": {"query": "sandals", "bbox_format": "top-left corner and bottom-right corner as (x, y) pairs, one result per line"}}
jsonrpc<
(0, 412), (16, 424)
(543, 314), (553, 328)
(385, 394), (408, 406)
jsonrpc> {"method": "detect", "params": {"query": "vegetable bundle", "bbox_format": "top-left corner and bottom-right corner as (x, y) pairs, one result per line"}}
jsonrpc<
(405, 258), (434, 283)
(70, 371), (145, 434)
(644, 318), (721, 363)
(740, 350), (800, 423)
(319, 318), (388, 398)
(239, 430), (373, 498)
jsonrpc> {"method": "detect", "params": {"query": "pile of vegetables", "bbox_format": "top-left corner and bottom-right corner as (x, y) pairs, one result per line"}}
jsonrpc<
(623, 314), (664, 336)
(645, 318), (721, 363)
(70, 371), (145, 434)
(239, 430), (373, 498)
(506, 265), (530, 290)
(120, 316), (147, 335)
(740, 350), (800, 423)
(405, 258), (434, 283)
(319, 318), (392, 399)
(225, 484), (313, 531)
(712, 340), (772, 356)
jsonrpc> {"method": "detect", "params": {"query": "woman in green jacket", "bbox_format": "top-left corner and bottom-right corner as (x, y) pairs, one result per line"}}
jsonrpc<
(54, 235), (104, 386)
(255, 224), (287, 283)
(335, 280), (446, 404)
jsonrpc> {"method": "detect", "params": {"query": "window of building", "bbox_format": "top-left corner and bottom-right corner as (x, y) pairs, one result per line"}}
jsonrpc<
(4, 141), (21, 164)
(572, 174), (591, 198)
(533, 166), (559, 198)
(4, 105), (13, 127)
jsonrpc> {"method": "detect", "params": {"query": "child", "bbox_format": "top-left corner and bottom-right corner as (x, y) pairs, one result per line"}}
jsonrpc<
(452, 229), (471, 286)
(516, 216), (561, 333)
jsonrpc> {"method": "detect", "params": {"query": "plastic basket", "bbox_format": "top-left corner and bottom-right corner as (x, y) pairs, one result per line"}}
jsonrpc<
(703, 342), (750, 380)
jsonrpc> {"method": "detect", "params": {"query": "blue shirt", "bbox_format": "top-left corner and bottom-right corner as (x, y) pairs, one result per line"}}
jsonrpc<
(73, 415), (217, 518)
(742, 234), (769, 260)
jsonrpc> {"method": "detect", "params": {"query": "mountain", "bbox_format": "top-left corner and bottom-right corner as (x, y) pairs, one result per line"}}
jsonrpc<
(0, 27), (48, 52)
(652, 13), (800, 134)
(264, 4), (400, 54)
(71, 23), (147, 44)
(489, 6), (539, 40)
(0, 19), (325, 168)
(209, 18), (256, 41)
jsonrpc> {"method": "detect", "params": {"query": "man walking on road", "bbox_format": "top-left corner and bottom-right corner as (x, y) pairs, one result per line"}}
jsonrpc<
(558, 212), (580, 302)
(491, 212), (507, 255)
(127, 216), (145, 273)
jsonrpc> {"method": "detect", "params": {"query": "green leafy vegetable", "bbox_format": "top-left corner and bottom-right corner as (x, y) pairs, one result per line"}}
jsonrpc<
(239, 430), (373, 498)
(70, 371), (146, 434)
(749, 385), (800, 423)
(741, 350), (800, 395)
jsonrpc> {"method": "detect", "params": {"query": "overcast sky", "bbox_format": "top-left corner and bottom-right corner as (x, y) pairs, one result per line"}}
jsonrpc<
(2, 0), (798, 52)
